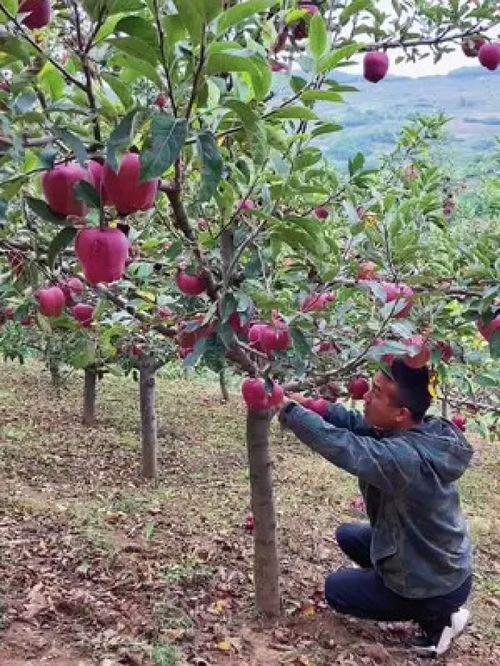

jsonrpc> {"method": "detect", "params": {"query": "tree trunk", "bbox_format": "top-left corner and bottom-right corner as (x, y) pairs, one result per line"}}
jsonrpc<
(219, 369), (229, 402)
(82, 368), (97, 426)
(441, 384), (449, 419)
(49, 358), (61, 389)
(140, 356), (158, 480)
(246, 409), (280, 617)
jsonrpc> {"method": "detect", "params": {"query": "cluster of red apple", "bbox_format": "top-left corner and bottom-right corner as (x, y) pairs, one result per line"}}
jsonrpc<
(17, 0), (51, 30)
(241, 375), (370, 412)
(36, 277), (94, 327)
(462, 36), (500, 71)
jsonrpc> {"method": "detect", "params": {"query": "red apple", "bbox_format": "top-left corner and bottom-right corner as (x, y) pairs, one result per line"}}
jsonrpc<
(477, 316), (500, 342)
(60, 276), (84, 306)
(381, 282), (414, 319)
(273, 30), (288, 53)
(478, 43), (500, 71)
(37, 286), (65, 318)
(197, 218), (209, 231)
(72, 303), (94, 327)
(314, 207), (329, 220)
(317, 341), (339, 354)
(363, 52), (389, 83)
(293, 3), (320, 39)
(271, 61), (289, 73)
(240, 199), (256, 211)
(88, 160), (112, 205)
(154, 93), (168, 109)
(349, 377), (370, 400)
(248, 323), (291, 353)
(462, 36), (485, 57)
(307, 397), (330, 418)
(8, 250), (26, 278)
(403, 335), (431, 369)
(19, 0), (52, 30)
(357, 261), (378, 280)
(103, 152), (158, 215)
(302, 292), (335, 313)
(179, 346), (193, 360)
(42, 163), (92, 217)
(451, 414), (467, 432)
(0, 81), (10, 93)
(75, 227), (130, 285)
(176, 269), (207, 297)
(178, 317), (214, 348)
(241, 378), (283, 411)
(229, 312), (250, 336)
(437, 341), (454, 364)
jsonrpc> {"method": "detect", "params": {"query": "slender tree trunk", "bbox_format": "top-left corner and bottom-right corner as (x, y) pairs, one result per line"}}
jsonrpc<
(140, 356), (158, 480)
(49, 358), (61, 389)
(441, 384), (449, 419)
(219, 369), (229, 402)
(246, 409), (280, 617)
(82, 367), (97, 426)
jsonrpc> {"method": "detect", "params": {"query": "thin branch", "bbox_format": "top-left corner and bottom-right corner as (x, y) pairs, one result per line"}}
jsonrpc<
(152, 0), (177, 116)
(186, 27), (207, 122)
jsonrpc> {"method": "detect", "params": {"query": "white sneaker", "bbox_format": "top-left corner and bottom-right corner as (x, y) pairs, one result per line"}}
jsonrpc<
(411, 607), (470, 657)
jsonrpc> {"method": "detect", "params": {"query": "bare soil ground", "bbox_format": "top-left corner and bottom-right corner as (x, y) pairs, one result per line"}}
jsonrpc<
(0, 361), (499, 665)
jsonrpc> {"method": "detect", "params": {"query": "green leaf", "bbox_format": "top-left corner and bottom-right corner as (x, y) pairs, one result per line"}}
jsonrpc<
(102, 73), (134, 110)
(308, 14), (328, 61)
(340, 0), (373, 24)
(25, 196), (66, 224)
(114, 16), (159, 47)
(217, 0), (277, 36)
(110, 36), (160, 66)
(51, 128), (88, 167)
(290, 326), (311, 358)
(270, 106), (319, 121)
(301, 90), (344, 103)
(316, 43), (361, 74)
(311, 122), (342, 137)
(172, 0), (204, 45)
(197, 131), (223, 202)
(38, 62), (65, 101)
(106, 109), (141, 172)
(13, 91), (38, 114)
(207, 44), (271, 100)
(0, 0), (17, 24)
(140, 115), (188, 181)
(74, 181), (101, 209)
(47, 227), (77, 269)
(114, 54), (162, 88)
(224, 99), (267, 164)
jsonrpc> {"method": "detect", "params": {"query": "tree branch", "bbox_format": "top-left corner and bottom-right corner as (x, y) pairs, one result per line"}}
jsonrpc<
(152, 0), (177, 116)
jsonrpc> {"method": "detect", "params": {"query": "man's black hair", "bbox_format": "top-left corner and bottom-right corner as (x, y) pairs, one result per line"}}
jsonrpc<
(385, 359), (432, 422)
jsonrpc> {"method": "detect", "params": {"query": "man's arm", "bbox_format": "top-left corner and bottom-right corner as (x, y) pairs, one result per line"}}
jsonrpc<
(281, 403), (417, 494)
(324, 403), (375, 435)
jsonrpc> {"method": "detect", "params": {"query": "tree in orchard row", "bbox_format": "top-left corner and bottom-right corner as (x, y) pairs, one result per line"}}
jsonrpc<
(0, 0), (499, 618)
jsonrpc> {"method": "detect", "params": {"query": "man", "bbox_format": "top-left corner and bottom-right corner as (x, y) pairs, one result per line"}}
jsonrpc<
(279, 360), (473, 658)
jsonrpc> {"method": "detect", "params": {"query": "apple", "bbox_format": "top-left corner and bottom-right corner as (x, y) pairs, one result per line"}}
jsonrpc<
(248, 323), (291, 353)
(19, 0), (52, 30)
(451, 414), (467, 432)
(314, 207), (329, 220)
(301, 292), (335, 313)
(158, 306), (174, 320)
(72, 303), (94, 327)
(75, 227), (130, 285)
(176, 269), (207, 297)
(179, 347), (193, 360)
(478, 43), (500, 71)
(349, 377), (370, 400)
(240, 199), (256, 211)
(271, 62), (288, 73)
(103, 152), (158, 215)
(87, 160), (112, 205)
(273, 30), (288, 53)
(37, 286), (65, 318)
(178, 317), (214, 348)
(363, 52), (389, 83)
(42, 163), (92, 217)
(437, 341), (454, 364)
(357, 261), (378, 280)
(241, 378), (283, 411)
(293, 3), (320, 40)
(154, 93), (168, 109)
(462, 36), (485, 57)
(381, 281), (414, 319)
(0, 81), (10, 93)
(477, 316), (500, 342)
(197, 218), (209, 231)
(8, 250), (26, 278)
(306, 397), (330, 418)
(229, 312), (250, 336)
(60, 276), (84, 306)
(317, 341), (338, 354)
(402, 335), (431, 369)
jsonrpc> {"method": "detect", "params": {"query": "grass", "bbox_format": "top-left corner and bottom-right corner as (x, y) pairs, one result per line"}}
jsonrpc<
(0, 359), (499, 665)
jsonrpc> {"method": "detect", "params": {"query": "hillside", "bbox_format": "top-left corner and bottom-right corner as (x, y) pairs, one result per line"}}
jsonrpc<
(308, 67), (500, 170)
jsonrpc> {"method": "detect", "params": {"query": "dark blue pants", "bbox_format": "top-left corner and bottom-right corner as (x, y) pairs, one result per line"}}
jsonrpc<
(326, 523), (472, 633)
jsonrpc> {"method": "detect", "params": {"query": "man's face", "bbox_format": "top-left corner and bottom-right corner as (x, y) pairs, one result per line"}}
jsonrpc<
(363, 371), (408, 431)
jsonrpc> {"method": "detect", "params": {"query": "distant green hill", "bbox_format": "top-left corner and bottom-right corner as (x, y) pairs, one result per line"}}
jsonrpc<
(307, 67), (500, 172)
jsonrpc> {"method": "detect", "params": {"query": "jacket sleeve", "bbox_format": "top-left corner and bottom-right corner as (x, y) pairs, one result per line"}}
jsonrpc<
(282, 404), (417, 494)
(324, 403), (375, 435)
